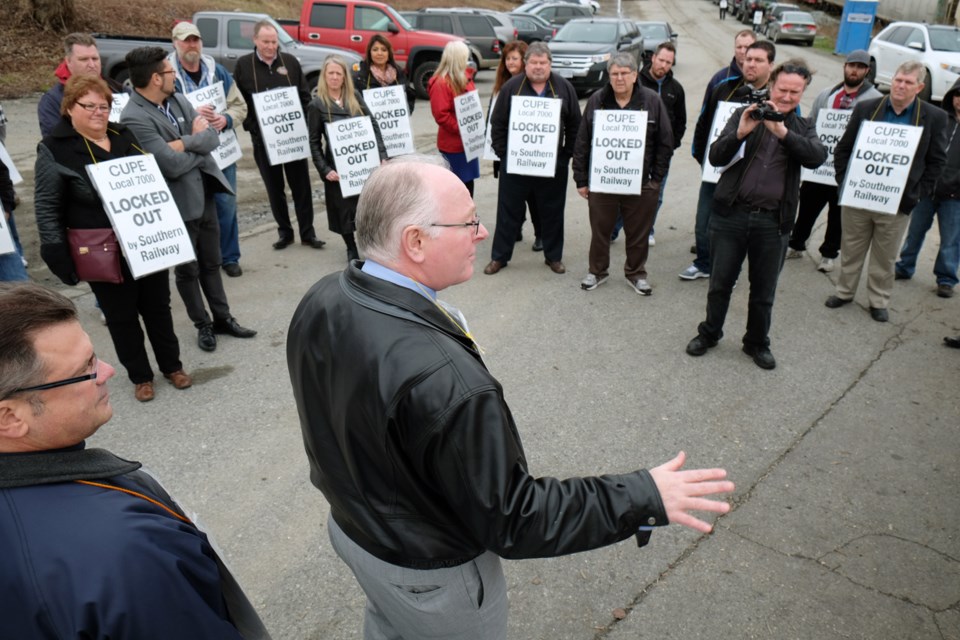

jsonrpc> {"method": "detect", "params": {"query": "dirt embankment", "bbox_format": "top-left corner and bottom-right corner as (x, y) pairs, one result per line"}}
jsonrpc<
(2, 0), (514, 99)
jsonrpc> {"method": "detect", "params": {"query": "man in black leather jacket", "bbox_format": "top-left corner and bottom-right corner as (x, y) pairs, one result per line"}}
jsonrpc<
(287, 156), (734, 640)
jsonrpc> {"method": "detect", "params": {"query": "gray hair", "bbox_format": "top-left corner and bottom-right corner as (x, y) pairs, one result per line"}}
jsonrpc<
(607, 53), (638, 73)
(356, 155), (450, 264)
(525, 41), (552, 62)
(0, 283), (79, 412)
(895, 61), (926, 84)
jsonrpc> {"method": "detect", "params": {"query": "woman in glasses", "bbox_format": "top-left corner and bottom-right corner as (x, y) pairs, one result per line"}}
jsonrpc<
(34, 75), (191, 403)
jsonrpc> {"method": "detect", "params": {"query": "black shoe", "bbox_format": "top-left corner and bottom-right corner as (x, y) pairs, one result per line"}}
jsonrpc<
(197, 324), (217, 352)
(273, 238), (294, 250)
(894, 270), (910, 280)
(223, 263), (242, 277)
(686, 335), (718, 356)
(213, 317), (258, 338)
(824, 295), (852, 309)
(302, 238), (327, 249)
(742, 344), (776, 370)
(944, 335), (960, 349)
(869, 307), (889, 323)
(532, 237), (543, 252)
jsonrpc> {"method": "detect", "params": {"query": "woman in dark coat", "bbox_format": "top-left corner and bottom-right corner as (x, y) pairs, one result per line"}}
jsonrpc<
(34, 75), (190, 402)
(308, 55), (387, 262)
(353, 34), (415, 114)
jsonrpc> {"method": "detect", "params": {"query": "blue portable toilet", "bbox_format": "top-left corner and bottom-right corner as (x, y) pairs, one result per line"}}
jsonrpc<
(835, 0), (878, 55)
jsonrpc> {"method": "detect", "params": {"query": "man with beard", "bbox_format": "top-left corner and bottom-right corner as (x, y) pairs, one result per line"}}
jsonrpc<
(786, 50), (881, 273)
(683, 40), (775, 281)
(122, 47), (257, 352)
(167, 22), (248, 278)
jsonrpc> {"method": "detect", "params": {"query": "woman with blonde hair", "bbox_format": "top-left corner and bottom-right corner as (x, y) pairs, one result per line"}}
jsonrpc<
(428, 40), (479, 196)
(308, 55), (386, 262)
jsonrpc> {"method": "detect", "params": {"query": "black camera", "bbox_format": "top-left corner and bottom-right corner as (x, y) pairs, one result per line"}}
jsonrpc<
(748, 89), (785, 122)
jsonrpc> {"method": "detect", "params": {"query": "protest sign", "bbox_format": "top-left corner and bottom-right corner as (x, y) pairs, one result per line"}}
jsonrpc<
(0, 142), (22, 185)
(454, 90), (485, 162)
(109, 93), (130, 123)
(801, 109), (850, 185)
(183, 81), (243, 170)
(86, 154), (195, 278)
(505, 96), (561, 177)
(326, 116), (380, 198)
(839, 121), (922, 214)
(702, 101), (742, 183)
(363, 85), (414, 158)
(0, 206), (16, 255)
(482, 93), (498, 161)
(589, 110), (647, 195)
(252, 87), (310, 165)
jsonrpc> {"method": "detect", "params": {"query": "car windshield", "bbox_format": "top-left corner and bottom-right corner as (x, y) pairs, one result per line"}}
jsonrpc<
(554, 21), (617, 43)
(928, 26), (960, 52)
(781, 12), (813, 22)
(267, 18), (296, 45)
(637, 24), (669, 40)
(385, 6), (413, 30)
(516, 2), (545, 12)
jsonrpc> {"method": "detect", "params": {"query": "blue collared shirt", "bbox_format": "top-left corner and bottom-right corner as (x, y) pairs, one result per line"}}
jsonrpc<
(361, 260), (437, 301)
(882, 97), (917, 125)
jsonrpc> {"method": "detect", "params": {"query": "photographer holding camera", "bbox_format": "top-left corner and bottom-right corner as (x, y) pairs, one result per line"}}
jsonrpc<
(686, 59), (826, 370)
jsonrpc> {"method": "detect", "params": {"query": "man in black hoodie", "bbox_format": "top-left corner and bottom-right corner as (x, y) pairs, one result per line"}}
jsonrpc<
(894, 78), (960, 299)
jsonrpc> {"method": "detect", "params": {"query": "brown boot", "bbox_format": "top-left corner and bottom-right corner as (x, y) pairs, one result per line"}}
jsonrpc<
(134, 382), (154, 402)
(163, 370), (193, 390)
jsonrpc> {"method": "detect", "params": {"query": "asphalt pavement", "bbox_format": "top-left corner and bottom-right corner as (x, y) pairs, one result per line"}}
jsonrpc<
(2, 0), (958, 638)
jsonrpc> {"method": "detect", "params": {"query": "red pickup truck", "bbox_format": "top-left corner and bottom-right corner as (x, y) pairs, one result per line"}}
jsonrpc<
(281, 0), (462, 99)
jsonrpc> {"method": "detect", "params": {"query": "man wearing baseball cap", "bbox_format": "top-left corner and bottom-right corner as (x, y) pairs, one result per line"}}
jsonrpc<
(168, 22), (248, 278)
(786, 49), (882, 273)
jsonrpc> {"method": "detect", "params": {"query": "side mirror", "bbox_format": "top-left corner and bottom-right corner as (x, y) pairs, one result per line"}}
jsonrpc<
(388, 22), (399, 34)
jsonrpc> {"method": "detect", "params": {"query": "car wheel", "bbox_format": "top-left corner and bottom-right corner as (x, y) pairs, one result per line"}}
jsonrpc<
(920, 69), (933, 102)
(412, 60), (439, 101)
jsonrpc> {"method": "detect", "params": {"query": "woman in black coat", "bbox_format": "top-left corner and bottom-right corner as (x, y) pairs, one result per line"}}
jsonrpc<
(34, 75), (190, 402)
(309, 56), (387, 262)
(353, 34), (415, 114)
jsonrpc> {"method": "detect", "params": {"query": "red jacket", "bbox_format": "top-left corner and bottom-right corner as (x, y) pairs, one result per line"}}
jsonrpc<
(428, 67), (476, 153)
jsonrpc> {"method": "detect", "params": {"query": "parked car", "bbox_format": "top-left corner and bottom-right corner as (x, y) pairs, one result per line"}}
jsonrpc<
(868, 22), (960, 103)
(547, 17), (644, 94)
(401, 10), (501, 71)
(516, 0), (599, 14)
(283, 0), (463, 100)
(94, 11), (361, 93)
(515, 2), (594, 27)
(511, 13), (556, 44)
(421, 8), (517, 48)
(760, 3), (800, 34)
(634, 20), (677, 62)
(766, 10), (816, 46)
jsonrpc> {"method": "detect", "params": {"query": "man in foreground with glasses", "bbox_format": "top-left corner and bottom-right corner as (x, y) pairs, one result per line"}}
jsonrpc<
(0, 282), (269, 638)
(686, 60), (826, 370)
(288, 155), (735, 639)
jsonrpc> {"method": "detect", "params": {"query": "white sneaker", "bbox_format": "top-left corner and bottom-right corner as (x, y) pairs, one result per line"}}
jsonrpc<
(678, 264), (709, 280)
(580, 273), (608, 291)
(786, 248), (804, 259)
(817, 257), (835, 273)
(648, 234), (656, 247)
(630, 278), (653, 295)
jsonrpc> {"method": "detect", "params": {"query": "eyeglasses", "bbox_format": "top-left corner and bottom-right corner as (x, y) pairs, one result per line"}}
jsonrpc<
(430, 216), (481, 236)
(157, 70), (177, 76)
(13, 356), (99, 394)
(75, 102), (111, 113)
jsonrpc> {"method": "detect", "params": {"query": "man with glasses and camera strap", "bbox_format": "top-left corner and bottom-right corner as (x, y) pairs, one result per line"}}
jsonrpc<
(0, 282), (269, 639)
(685, 60), (826, 370)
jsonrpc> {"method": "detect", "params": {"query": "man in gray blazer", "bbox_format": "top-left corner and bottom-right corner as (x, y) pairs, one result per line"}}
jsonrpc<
(121, 47), (255, 352)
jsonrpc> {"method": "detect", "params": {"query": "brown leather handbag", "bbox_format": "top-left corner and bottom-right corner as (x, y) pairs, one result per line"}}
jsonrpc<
(66, 228), (123, 284)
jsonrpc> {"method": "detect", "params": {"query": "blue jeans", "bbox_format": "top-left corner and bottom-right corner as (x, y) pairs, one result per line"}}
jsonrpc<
(0, 212), (28, 282)
(215, 163), (241, 266)
(698, 206), (789, 348)
(895, 197), (960, 287)
(693, 181), (716, 273)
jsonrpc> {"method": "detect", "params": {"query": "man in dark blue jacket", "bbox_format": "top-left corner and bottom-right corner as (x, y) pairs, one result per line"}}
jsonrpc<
(0, 282), (269, 639)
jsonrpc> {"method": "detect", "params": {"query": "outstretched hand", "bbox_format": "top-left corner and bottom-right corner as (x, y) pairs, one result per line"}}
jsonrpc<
(649, 451), (734, 533)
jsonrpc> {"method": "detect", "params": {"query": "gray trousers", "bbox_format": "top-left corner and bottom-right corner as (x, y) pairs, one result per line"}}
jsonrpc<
(175, 198), (231, 327)
(327, 515), (508, 640)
